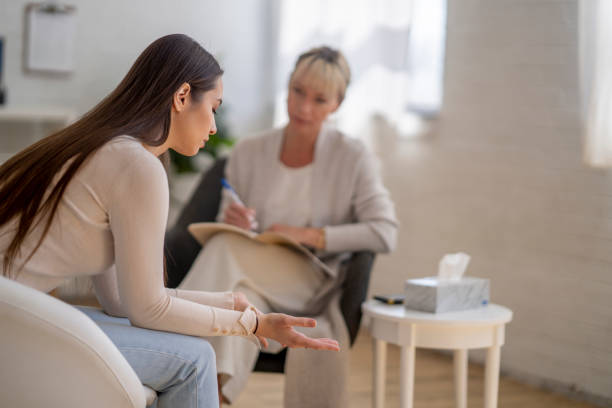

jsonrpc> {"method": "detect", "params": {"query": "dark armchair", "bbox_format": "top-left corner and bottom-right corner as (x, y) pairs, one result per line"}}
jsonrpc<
(164, 158), (375, 373)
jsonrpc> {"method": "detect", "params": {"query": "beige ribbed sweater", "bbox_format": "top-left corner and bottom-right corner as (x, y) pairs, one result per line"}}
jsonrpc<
(0, 136), (257, 339)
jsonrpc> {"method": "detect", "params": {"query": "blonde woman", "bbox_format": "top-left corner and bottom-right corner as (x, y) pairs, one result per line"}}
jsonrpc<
(175, 46), (398, 407)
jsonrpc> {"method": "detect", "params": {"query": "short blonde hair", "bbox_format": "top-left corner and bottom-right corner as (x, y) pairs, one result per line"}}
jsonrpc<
(290, 46), (351, 105)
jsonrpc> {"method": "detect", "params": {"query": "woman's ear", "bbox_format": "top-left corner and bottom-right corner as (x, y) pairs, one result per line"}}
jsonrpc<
(173, 83), (192, 112)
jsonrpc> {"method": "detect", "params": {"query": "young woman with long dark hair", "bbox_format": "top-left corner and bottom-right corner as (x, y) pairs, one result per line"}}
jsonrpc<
(0, 34), (339, 408)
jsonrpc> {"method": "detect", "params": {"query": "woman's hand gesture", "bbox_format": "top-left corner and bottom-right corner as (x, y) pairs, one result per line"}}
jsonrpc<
(256, 313), (340, 351)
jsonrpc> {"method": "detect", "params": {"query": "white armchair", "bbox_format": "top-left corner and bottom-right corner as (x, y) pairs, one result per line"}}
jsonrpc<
(0, 276), (157, 407)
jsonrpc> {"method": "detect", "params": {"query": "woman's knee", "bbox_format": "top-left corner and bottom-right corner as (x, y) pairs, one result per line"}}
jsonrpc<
(194, 339), (216, 375)
(199, 339), (216, 361)
(191, 339), (218, 404)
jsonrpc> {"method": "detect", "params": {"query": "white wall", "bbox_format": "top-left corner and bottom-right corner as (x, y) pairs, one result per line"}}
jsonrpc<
(371, 0), (612, 404)
(0, 0), (276, 135)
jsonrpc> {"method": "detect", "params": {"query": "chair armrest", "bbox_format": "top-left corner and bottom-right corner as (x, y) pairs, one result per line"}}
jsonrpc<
(0, 276), (146, 408)
(340, 251), (376, 346)
(165, 226), (203, 289)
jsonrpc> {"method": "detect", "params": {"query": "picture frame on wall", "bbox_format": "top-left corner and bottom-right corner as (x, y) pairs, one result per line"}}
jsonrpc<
(24, 2), (77, 73)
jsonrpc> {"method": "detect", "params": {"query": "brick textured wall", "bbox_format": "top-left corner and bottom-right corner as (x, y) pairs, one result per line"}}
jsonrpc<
(371, 0), (612, 402)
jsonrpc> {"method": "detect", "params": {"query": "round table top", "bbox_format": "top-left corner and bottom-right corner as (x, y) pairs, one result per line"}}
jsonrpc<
(362, 299), (513, 326)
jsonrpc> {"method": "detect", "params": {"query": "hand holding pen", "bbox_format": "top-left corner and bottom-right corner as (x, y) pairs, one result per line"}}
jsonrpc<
(221, 178), (259, 231)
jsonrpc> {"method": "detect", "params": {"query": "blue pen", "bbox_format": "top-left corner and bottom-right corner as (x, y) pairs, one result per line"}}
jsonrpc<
(221, 178), (246, 206)
(221, 178), (259, 230)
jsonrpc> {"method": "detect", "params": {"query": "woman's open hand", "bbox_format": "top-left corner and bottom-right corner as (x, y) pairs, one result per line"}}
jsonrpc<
(256, 313), (340, 351)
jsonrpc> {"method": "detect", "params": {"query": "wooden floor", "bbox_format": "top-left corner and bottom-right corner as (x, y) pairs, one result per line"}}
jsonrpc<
(232, 331), (599, 408)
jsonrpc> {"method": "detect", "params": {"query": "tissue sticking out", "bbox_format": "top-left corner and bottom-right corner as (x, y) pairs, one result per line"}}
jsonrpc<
(438, 252), (471, 281)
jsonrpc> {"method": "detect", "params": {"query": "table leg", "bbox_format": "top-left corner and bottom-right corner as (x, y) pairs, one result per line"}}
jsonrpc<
(484, 346), (501, 408)
(400, 345), (415, 408)
(373, 338), (387, 408)
(454, 349), (468, 408)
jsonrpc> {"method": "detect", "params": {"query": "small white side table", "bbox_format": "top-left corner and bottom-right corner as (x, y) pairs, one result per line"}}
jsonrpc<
(362, 300), (512, 408)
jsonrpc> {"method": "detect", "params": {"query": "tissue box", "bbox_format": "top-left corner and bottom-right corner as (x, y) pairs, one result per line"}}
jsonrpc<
(404, 277), (489, 313)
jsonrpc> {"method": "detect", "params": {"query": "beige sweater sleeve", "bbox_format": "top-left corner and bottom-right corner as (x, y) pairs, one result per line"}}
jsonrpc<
(93, 267), (235, 317)
(323, 146), (398, 253)
(97, 151), (256, 339)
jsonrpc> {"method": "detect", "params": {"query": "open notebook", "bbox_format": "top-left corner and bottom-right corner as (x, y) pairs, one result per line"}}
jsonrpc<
(188, 222), (334, 278)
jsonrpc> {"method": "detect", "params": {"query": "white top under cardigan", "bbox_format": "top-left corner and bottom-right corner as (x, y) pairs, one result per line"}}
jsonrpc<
(0, 136), (258, 340)
(258, 162), (313, 229)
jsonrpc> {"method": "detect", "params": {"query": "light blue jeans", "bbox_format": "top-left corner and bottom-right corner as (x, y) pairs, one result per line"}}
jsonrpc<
(77, 307), (218, 408)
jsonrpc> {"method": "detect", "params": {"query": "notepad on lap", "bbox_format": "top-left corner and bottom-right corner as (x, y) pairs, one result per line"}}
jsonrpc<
(187, 222), (334, 278)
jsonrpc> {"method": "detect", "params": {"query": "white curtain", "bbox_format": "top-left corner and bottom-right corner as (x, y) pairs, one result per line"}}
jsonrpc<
(581, 0), (612, 167)
(271, 0), (446, 139)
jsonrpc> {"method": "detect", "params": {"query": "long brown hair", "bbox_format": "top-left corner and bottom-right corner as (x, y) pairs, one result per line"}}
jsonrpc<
(0, 34), (223, 277)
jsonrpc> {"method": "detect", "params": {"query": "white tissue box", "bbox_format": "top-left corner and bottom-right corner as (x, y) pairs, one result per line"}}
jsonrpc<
(404, 277), (489, 313)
